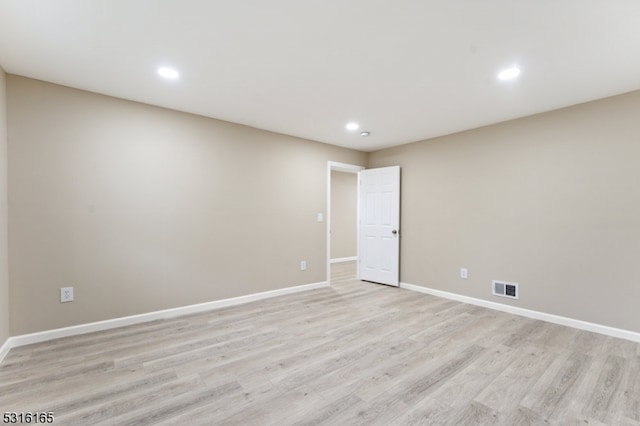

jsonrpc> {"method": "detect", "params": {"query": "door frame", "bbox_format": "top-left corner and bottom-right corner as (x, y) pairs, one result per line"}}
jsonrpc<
(326, 161), (364, 283)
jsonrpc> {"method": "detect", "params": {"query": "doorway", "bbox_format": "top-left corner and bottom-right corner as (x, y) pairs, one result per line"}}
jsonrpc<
(326, 161), (363, 283)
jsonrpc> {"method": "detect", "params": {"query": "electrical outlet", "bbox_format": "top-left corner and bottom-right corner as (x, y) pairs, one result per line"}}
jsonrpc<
(60, 287), (74, 303)
(460, 268), (468, 279)
(300, 260), (307, 271)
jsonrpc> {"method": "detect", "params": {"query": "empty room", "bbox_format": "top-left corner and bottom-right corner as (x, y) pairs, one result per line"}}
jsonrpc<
(1, 1), (639, 425)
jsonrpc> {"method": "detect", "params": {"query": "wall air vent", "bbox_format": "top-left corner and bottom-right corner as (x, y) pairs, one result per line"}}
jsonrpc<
(492, 280), (519, 300)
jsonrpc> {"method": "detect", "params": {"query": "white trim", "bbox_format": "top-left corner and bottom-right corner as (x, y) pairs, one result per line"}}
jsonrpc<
(0, 338), (11, 363)
(326, 161), (364, 282)
(400, 282), (640, 343)
(330, 256), (357, 264)
(0, 281), (329, 363)
(329, 161), (365, 174)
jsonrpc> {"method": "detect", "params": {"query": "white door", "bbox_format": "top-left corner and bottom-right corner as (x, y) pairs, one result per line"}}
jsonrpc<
(358, 166), (400, 286)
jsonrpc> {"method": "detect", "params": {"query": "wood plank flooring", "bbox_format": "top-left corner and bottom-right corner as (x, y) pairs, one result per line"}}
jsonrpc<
(1, 261), (639, 425)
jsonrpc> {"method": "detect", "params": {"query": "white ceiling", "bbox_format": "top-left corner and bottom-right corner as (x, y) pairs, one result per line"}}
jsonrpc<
(1, 1), (639, 152)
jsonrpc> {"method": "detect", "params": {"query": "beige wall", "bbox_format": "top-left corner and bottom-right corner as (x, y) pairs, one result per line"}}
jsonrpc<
(370, 90), (640, 333)
(6, 73), (640, 337)
(330, 171), (357, 259)
(7, 75), (367, 335)
(0, 68), (8, 345)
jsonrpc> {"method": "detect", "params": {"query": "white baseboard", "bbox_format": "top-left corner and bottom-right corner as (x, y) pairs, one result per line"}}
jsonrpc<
(330, 256), (357, 264)
(0, 337), (11, 363)
(6, 278), (635, 364)
(0, 281), (329, 363)
(400, 282), (640, 343)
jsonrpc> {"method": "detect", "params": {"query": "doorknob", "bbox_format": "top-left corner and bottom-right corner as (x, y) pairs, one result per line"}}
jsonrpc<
(392, 229), (398, 235)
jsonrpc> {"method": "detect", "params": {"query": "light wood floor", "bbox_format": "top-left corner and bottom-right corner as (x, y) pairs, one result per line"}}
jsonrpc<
(1, 262), (639, 425)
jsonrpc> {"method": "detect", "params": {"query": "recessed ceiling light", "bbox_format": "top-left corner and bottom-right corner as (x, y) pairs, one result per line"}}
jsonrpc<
(360, 131), (370, 137)
(497, 66), (521, 81)
(158, 67), (180, 80)
(346, 122), (359, 131)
